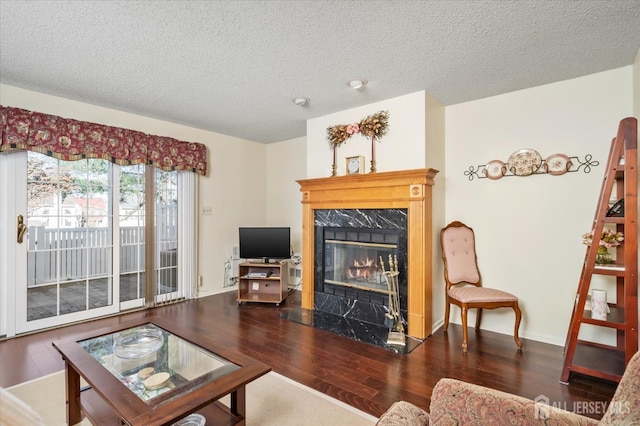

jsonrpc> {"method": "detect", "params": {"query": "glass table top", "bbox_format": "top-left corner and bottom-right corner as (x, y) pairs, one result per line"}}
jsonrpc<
(78, 323), (239, 403)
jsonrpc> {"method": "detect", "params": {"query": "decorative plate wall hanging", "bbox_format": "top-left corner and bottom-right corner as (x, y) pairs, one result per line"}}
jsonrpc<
(464, 150), (598, 181)
(484, 160), (506, 180)
(543, 153), (572, 176)
(506, 148), (542, 176)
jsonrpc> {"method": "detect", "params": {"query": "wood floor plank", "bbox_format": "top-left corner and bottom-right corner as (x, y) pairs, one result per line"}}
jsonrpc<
(0, 290), (618, 420)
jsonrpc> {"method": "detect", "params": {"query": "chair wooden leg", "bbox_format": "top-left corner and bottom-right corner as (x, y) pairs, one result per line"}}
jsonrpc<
(443, 300), (451, 332)
(461, 306), (468, 352)
(475, 308), (482, 330)
(513, 303), (523, 351)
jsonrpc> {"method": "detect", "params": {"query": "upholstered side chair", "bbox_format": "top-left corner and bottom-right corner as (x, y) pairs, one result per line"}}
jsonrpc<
(440, 221), (523, 352)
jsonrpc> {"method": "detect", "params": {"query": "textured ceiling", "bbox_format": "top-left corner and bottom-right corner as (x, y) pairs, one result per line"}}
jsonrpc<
(1, 1), (639, 143)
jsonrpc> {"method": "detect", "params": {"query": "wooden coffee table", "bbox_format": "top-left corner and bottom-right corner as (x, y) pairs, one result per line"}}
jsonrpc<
(52, 316), (270, 425)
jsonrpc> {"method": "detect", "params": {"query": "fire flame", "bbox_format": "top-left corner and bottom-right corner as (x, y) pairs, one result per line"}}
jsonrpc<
(348, 257), (378, 280)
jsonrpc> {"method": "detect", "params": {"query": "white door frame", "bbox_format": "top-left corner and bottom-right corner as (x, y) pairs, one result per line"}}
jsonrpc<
(0, 152), (21, 337)
(0, 154), (195, 338)
(2, 152), (121, 336)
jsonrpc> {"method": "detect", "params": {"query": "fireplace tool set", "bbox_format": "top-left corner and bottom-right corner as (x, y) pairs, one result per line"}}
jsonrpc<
(380, 255), (406, 346)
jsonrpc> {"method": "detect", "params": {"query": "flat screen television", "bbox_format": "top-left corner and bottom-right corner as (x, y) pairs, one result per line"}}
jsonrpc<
(239, 227), (291, 263)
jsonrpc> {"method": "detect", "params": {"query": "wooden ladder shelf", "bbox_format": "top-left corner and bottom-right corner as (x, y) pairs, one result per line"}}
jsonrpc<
(560, 117), (638, 384)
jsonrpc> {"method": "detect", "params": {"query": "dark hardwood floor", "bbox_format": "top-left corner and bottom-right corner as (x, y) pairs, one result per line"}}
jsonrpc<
(0, 290), (618, 420)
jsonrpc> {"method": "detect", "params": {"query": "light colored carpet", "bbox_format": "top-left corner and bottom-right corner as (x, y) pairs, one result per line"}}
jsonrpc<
(5, 370), (378, 425)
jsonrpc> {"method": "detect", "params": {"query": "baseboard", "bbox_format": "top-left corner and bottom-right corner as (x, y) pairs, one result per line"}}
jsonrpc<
(439, 318), (564, 347)
(197, 286), (237, 298)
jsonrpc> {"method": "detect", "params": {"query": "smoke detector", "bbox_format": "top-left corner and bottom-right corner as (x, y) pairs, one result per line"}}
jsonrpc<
(293, 98), (309, 107)
(348, 79), (367, 90)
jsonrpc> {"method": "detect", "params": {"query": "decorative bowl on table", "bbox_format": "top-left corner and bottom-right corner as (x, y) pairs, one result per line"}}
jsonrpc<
(173, 413), (206, 426)
(113, 324), (165, 359)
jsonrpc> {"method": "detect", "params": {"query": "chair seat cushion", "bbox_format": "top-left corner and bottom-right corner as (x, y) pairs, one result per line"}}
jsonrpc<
(448, 286), (517, 303)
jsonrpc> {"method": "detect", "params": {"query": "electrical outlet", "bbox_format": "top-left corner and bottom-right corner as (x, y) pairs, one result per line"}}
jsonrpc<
(201, 206), (213, 215)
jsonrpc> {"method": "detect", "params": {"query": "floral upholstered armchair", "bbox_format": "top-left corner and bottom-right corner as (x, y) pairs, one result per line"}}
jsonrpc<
(376, 350), (640, 425)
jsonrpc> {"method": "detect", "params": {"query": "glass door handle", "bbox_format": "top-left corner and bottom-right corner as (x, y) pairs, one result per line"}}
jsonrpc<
(17, 215), (27, 244)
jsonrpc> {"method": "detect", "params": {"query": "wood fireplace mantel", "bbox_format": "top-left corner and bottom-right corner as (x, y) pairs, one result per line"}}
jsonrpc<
(297, 168), (438, 339)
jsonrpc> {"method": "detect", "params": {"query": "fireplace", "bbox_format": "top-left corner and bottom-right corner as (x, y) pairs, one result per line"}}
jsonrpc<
(297, 169), (438, 340)
(314, 210), (408, 328)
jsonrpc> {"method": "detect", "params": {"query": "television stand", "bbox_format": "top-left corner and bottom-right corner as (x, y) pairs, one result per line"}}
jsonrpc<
(237, 260), (289, 306)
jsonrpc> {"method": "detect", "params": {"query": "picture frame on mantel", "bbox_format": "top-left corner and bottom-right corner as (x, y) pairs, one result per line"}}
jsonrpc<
(345, 155), (365, 175)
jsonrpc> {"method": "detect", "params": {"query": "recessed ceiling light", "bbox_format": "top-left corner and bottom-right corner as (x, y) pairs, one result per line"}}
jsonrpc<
(348, 79), (367, 90)
(293, 98), (309, 106)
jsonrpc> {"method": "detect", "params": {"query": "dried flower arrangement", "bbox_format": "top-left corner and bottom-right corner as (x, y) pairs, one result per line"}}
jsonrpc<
(326, 110), (389, 175)
(326, 110), (390, 147)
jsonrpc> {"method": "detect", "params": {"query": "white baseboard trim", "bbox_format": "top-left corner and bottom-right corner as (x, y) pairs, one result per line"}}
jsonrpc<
(438, 318), (565, 347)
(197, 286), (237, 299)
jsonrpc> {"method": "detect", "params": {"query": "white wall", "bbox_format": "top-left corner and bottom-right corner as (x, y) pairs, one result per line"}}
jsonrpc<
(425, 93), (447, 328)
(266, 136), (305, 251)
(306, 91), (428, 178)
(266, 136), (306, 283)
(444, 67), (633, 345)
(197, 134), (266, 296)
(0, 84), (267, 298)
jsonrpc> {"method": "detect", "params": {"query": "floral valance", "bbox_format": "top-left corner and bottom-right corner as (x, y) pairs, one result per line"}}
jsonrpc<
(0, 105), (208, 175)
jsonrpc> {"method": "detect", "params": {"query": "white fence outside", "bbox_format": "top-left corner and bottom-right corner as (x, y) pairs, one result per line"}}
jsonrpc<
(27, 203), (178, 287)
(27, 226), (176, 287)
(27, 226), (140, 286)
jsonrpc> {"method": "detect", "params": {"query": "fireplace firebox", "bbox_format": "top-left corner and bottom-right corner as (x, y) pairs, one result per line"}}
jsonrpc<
(323, 236), (396, 294)
(313, 209), (408, 328)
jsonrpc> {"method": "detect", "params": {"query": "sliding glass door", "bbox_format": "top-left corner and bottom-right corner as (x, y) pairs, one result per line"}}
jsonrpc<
(0, 151), (193, 337)
(13, 152), (118, 332)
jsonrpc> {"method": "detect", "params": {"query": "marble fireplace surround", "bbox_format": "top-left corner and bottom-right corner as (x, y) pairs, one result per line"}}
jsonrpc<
(297, 168), (438, 339)
(314, 210), (408, 328)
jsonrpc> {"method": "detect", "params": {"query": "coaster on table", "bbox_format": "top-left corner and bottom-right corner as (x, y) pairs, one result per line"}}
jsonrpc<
(144, 372), (170, 390)
(138, 367), (155, 379)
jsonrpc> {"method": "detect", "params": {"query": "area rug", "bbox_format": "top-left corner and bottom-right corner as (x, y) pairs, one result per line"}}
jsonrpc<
(6, 370), (377, 425)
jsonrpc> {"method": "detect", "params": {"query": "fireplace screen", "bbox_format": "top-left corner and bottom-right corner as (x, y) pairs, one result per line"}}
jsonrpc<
(313, 214), (408, 326)
(323, 239), (397, 294)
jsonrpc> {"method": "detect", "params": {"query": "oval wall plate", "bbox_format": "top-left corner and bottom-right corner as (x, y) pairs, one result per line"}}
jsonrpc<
(484, 160), (506, 180)
(543, 153), (572, 175)
(507, 148), (542, 176)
